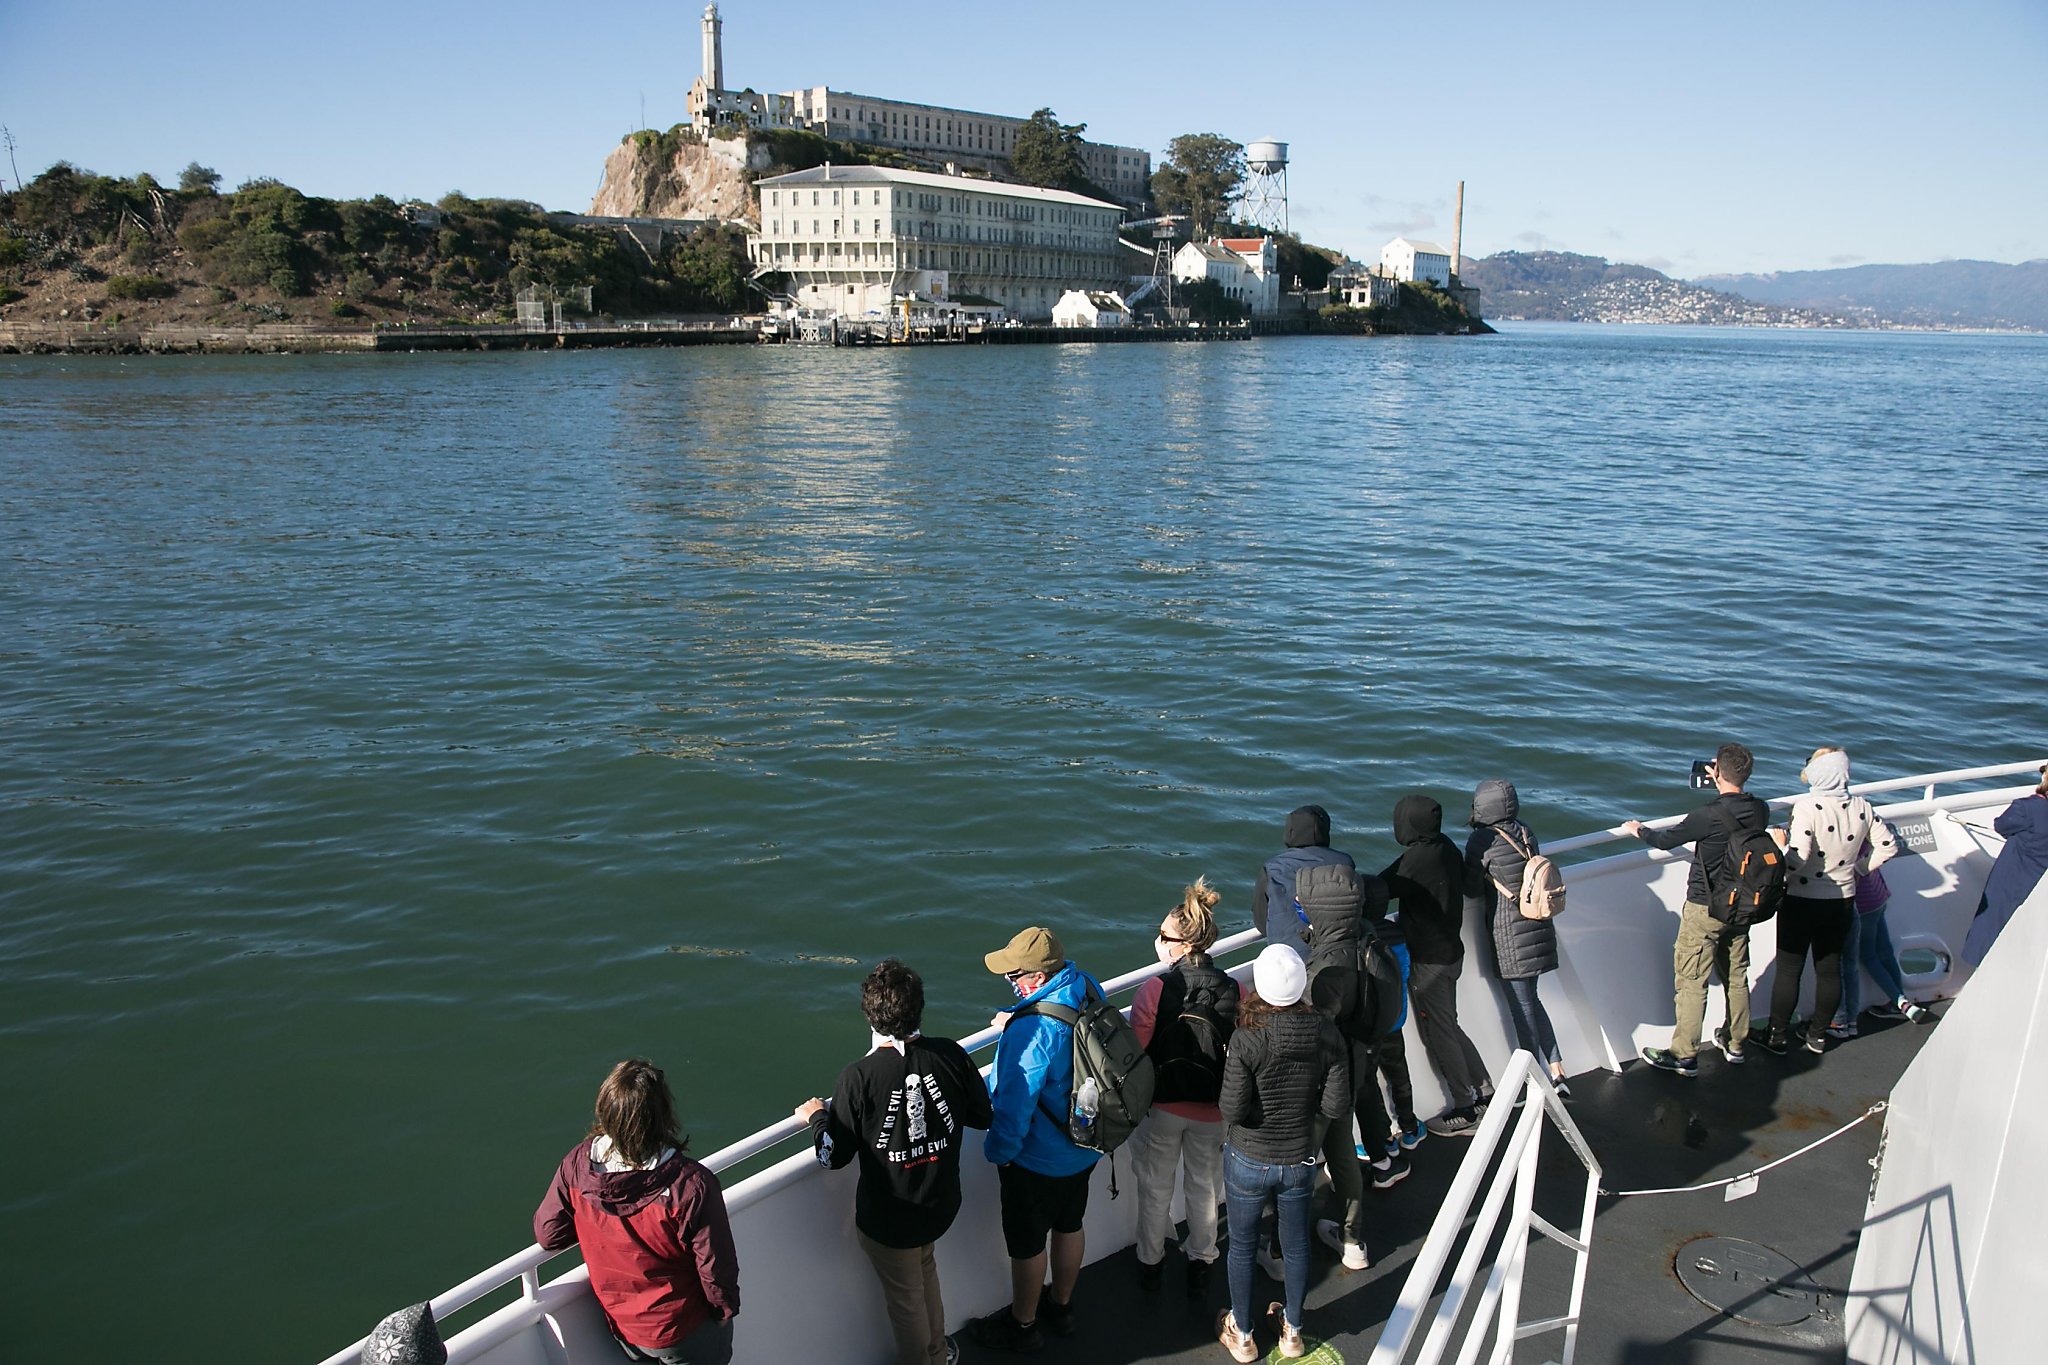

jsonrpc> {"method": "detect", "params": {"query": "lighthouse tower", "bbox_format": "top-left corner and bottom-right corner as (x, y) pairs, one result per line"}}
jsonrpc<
(702, 4), (724, 93)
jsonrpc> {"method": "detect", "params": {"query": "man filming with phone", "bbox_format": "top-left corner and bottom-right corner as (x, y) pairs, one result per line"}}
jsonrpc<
(1621, 743), (1772, 1077)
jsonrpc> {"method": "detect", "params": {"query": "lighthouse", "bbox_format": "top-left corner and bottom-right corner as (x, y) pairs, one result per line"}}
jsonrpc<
(702, 4), (724, 94)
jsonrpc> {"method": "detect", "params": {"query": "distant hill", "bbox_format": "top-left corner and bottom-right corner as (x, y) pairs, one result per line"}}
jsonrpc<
(1459, 251), (1861, 327)
(1697, 259), (2048, 332)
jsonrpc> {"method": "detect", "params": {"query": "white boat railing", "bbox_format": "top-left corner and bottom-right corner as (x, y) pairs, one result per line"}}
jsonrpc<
(314, 927), (1275, 1365)
(1540, 758), (2045, 861)
(1366, 1050), (1602, 1365)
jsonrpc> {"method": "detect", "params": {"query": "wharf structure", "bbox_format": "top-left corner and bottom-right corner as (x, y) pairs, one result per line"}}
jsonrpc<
(751, 164), (1128, 322)
(686, 4), (1152, 209)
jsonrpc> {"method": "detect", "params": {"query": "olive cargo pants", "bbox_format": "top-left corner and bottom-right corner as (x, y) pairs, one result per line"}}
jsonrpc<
(1671, 899), (1750, 1060)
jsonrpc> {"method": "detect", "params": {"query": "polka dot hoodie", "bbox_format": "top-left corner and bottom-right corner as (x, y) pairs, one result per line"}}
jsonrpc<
(1784, 750), (1899, 900)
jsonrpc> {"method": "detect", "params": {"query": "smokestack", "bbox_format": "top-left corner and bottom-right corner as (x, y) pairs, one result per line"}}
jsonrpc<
(702, 4), (724, 92)
(1452, 180), (1464, 279)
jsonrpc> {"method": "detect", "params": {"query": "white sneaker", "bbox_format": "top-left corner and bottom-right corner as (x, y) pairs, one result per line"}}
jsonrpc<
(1315, 1217), (1369, 1269)
(1254, 1240), (1286, 1281)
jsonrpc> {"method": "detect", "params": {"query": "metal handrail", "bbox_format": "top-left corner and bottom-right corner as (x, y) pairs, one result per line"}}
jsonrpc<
(1543, 758), (2045, 859)
(313, 922), (1272, 1365)
(1368, 1050), (1602, 1365)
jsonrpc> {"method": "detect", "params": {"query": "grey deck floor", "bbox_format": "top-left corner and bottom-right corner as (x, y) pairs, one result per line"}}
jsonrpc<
(977, 1013), (1934, 1364)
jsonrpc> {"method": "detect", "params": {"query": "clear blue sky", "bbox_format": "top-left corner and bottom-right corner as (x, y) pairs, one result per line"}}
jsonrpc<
(4, 0), (2043, 276)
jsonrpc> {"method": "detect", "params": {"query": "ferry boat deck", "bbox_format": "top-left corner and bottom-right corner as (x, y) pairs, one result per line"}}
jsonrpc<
(1051, 1013), (1929, 1365)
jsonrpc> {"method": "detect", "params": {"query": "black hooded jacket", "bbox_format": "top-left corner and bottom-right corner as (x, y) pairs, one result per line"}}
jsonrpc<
(1379, 794), (1472, 966)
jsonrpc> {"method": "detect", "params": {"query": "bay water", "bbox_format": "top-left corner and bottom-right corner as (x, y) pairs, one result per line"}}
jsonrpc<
(3, 325), (2043, 1361)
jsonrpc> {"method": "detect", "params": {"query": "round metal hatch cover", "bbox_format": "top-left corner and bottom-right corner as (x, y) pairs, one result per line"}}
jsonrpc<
(1675, 1236), (1824, 1327)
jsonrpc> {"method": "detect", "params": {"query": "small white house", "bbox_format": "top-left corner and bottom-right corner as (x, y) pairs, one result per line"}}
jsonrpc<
(1052, 290), (1130, 328)
(1381, 237), (1452, 287)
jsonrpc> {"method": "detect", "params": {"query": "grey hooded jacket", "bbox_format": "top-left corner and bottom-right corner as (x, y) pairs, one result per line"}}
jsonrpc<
(1463, 779), (1558, 981)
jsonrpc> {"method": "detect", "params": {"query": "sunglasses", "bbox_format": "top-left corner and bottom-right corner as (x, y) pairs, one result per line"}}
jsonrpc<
(1155, 931), (1188, 944)
(1004, 969), (1032, 981)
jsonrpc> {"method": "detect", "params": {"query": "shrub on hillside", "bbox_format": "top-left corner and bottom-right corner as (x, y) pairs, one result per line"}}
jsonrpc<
(105, 274), (176, 300)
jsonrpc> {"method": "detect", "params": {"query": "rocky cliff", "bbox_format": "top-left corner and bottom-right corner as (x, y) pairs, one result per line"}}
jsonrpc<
(590, 129), (768, 224)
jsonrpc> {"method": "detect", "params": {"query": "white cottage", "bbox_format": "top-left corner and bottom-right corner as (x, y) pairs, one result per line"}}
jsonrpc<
(1051, 290), (1130, 328)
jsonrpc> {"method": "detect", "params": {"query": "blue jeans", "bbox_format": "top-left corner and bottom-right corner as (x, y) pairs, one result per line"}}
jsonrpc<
(1835, 901), (1910, 1026)
(1500, 976), (1561, 1069)
(1224, 1144), (1314, 1335)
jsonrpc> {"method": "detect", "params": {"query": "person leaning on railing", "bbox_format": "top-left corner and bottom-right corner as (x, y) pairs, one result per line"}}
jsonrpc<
(1963, 763), (2048, 968)
(533, 1059), (740, 1365)
(1625, 742), (1770, 1078)
(795, 959), (991, 1365)
(1758, 747), (1898, 1057)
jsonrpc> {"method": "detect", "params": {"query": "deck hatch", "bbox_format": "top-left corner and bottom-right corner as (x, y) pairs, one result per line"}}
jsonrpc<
(1674, 1235), (1829, 1327)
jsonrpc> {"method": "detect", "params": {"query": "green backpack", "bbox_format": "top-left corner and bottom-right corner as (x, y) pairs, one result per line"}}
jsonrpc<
(1015, 985), (1156, 1155)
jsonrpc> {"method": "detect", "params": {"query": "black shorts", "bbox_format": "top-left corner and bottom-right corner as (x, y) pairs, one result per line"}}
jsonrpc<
(997, 1161), (1092, 1258)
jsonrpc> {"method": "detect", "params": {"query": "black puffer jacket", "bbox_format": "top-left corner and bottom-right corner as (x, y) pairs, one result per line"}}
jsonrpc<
(1463, 779), (1557, 981)
(1302, 863), (1393, 1049)
(1219, 1005), (1348, 1164)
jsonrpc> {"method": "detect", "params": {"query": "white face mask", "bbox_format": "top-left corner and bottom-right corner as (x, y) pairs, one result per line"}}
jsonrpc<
(1154, 936), (1176, 966)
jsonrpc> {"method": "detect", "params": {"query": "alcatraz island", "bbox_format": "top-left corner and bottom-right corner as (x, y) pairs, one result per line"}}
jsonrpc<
(41, 3), (2003, 352)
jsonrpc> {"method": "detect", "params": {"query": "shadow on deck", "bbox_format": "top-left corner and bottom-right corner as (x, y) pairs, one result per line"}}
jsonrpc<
(985, 1013), (1934, 1365)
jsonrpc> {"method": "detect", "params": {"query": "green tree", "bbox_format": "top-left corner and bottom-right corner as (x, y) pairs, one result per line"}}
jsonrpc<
(1174, 276), (1247, 324)
(1151, 134), (1244, 234)
(666, 224), (752, 311)
(178, 163), (221, 194)
(1011, 108), (1088, 192)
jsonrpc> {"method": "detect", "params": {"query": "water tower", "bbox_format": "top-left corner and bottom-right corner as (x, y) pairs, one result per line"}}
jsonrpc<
(1239, 138), (1289, 235)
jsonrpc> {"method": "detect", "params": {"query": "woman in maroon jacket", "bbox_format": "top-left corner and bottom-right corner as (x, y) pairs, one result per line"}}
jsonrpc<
(534, 1059), (741, 1364)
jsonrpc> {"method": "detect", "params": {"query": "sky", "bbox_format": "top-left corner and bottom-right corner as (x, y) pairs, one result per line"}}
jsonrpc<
(3, 0), (2044, 277)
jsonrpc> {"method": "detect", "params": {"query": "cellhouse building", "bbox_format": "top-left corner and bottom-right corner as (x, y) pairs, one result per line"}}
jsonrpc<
(750, 164), (1128, 322)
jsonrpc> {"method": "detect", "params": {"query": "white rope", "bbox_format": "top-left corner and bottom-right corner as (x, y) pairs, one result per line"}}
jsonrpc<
(1599, 1100), (1888, 1198)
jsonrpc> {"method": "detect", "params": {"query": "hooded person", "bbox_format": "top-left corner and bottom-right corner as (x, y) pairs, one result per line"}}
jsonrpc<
(1298, 863), (1408, 1274)
(1381, 793), (1492, 1136)
(1465, 779), (1569, 1097)
(1761, 747), (1899, 1057)
(1254, 805), (1357, 959)
(534, 1060), (740, 1365)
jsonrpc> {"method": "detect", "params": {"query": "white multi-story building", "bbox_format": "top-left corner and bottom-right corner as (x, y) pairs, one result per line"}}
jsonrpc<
(777, 88), (1151, 208)
(1381, 237), (1452, 286)
(1171, 236), (1281, 316)
(751, 164), (1127, 321)
(685, 6), (1152, 208)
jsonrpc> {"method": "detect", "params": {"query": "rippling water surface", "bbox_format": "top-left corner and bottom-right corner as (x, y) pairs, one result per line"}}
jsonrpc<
(3, 326), (2043, 1360)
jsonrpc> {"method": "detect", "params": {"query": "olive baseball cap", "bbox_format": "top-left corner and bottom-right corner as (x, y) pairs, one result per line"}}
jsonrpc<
(985, 926), (1064, 976)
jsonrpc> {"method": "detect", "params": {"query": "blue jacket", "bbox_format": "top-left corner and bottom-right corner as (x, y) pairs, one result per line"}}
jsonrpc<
(985, 962), (1102, 1176)
(1965, 793), (2048, 966)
